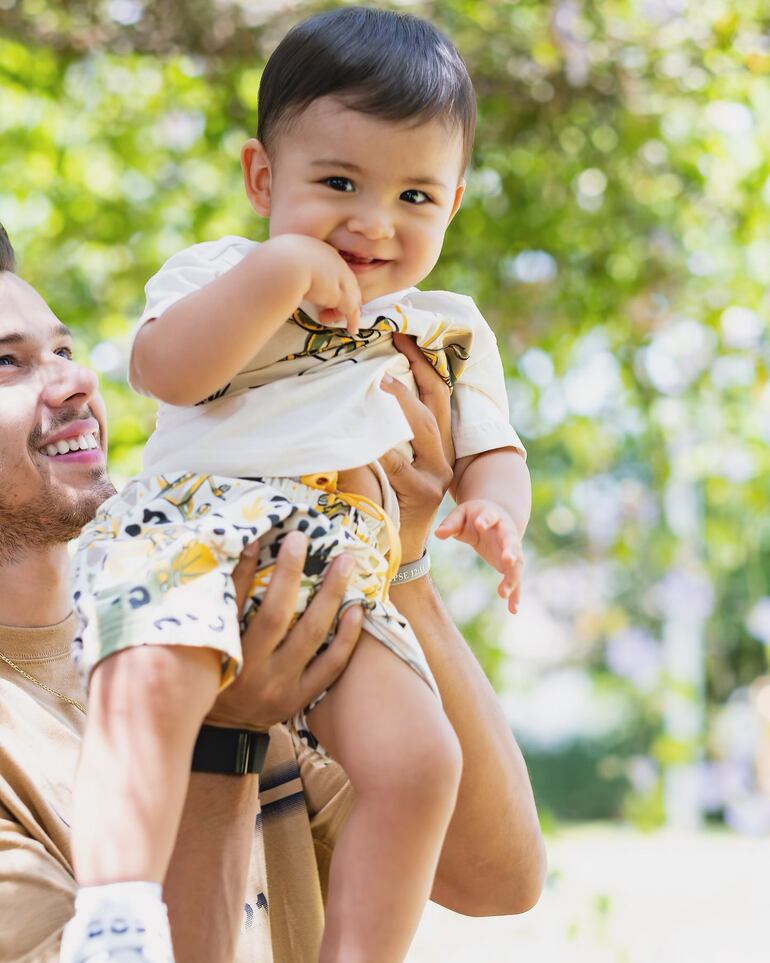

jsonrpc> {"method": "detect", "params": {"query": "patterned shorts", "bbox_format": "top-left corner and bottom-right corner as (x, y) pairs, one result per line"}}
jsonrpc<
(71, 468), (438, 750)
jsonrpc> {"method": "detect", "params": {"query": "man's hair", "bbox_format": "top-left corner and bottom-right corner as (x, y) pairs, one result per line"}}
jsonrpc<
(257, 7), (476, 169)
(0, 223), (15, 273)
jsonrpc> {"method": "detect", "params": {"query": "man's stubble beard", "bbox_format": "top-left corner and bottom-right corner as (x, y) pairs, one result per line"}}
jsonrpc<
(0, 467), (115, 565)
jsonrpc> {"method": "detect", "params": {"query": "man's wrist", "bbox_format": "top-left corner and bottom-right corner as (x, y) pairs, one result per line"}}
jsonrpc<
(392, 549), (431, 585)
(191, 724), (270, 776)
(398, 539), (429, 567)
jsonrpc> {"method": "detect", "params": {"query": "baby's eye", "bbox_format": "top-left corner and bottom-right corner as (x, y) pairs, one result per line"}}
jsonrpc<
(323, 176), (355, 193)
(55, 346), (73, 360)
(400, 189), (431, 205)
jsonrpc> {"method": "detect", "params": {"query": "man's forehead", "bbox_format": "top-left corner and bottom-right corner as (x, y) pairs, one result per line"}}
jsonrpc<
(0, 272), (70, 342)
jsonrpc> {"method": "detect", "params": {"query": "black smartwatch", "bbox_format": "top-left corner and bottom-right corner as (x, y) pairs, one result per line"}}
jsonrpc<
(191, 724), (270, 776)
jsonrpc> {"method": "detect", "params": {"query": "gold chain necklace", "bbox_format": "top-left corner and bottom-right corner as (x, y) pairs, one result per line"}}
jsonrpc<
(0, 650), (86, 713)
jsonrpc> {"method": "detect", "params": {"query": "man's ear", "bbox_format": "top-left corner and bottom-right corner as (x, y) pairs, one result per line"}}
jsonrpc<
(241, 139), (272, 217)
(448, 178), (466, 224)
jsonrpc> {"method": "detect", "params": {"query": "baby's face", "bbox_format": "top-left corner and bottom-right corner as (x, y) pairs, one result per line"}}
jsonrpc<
(258, 97), (466, 303)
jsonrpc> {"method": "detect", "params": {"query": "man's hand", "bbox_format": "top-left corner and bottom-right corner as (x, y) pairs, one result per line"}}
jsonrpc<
(436, 499), (523, 614)
(380, 332), (454, 563)
(205, 531), (363, 730)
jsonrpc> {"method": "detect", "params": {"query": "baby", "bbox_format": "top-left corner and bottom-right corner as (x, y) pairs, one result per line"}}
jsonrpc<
(62, 7), (530, 963)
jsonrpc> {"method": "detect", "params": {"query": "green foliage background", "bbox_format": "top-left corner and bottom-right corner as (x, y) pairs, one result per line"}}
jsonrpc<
(2, 0), (769, 825)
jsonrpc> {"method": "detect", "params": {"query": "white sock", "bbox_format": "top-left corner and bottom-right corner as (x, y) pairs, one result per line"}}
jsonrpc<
(75, 880), (164, 915)
(61, 880), (174, 963)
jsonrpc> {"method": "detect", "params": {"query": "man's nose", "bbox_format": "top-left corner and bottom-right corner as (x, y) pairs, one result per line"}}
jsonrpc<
(41, 356), (99, 410)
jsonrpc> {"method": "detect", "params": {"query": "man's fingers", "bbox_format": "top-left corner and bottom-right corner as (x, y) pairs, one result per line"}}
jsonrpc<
(248, 531), (308, 649)
(299, 604), (363, 707)
(381, 374), (448, 474)
(379, 445), (420, 495)
(392, 333), (453, 461)
(231, 539), (260, 616)
(276, 553), (354, 668)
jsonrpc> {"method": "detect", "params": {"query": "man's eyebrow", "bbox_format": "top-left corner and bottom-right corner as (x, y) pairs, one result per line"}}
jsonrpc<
(0, 323), (72, 347)
(310, 159), (448, 188)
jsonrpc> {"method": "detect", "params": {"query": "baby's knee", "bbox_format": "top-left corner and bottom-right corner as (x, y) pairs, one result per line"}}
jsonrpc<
(394, 710), (463, 806)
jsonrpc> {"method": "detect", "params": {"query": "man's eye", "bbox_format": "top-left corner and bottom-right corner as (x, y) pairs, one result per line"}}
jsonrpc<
(323, 176), (355, 192)
(0, 355), (16, 366)
(401, 189), (431, 205)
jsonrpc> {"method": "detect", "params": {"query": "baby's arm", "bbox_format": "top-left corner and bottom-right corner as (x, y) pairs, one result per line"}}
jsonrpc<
(435, 448), (531, 614)
(131, 235), (362, 405)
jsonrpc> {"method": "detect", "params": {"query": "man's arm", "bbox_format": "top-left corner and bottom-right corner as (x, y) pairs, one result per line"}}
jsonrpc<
(163, 535), (362, 963)
(391, 576), (545, 915)
(382, 335), (546, 915)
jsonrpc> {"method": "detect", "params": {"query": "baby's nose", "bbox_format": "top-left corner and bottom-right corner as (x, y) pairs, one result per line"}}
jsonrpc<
(346, 209), (395, 241)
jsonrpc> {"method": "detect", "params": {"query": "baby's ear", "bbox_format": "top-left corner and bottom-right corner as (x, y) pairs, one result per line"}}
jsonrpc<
(241, 139), (272, 217)
(448, 178), (466, 223)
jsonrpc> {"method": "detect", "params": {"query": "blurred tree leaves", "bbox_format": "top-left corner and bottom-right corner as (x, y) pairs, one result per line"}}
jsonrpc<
(3, 0), (770, 818)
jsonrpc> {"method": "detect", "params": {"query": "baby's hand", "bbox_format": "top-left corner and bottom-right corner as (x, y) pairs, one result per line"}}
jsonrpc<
(435, 500), (523, 614)
(268, 234), (362, 334)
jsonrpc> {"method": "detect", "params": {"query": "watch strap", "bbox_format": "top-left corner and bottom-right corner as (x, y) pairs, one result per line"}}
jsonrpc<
(191, 724), (270, 776)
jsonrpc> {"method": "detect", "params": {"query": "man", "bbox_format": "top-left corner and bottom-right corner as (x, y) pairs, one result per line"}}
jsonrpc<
(0, 224), (545, 962)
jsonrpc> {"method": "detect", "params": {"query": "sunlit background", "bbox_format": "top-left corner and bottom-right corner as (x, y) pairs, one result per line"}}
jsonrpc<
(1, 0), (767, 958)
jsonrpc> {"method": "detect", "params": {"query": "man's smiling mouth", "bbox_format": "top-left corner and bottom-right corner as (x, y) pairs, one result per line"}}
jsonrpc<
(40, 430), (100, 457)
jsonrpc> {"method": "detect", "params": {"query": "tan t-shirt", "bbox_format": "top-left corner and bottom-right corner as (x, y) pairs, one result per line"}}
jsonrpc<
(0, 616), (352, 963)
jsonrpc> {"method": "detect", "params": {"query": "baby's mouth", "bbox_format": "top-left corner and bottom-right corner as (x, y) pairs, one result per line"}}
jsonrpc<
(339, 250), (387, 268)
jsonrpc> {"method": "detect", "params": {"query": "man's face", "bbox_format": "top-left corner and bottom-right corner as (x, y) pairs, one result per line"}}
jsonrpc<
(247, 98), (466, 303)
(0, 272), (114, 562)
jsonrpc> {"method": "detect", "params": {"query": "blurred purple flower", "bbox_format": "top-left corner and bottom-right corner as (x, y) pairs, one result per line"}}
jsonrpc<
(648, 568), (715, 621)
(605, 627), (662, 691)
(746, 598), (770, 646)
(725, 794), (770, 836)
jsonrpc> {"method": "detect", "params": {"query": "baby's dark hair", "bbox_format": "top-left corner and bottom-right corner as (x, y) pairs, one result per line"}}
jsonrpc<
(0, 223), (15, 273)
(257, 7), (476, 169)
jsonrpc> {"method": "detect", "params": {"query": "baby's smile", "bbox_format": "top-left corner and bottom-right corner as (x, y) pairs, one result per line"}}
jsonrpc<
(337, 249), (390, 273)
(259, 97), (466, 304)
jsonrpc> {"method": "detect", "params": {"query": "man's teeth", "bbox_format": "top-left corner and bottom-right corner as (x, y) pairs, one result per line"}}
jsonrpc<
(43, 432), (99, 456)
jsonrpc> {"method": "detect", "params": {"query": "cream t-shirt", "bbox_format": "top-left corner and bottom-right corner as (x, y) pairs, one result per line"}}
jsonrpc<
(132, 235), (524, 478)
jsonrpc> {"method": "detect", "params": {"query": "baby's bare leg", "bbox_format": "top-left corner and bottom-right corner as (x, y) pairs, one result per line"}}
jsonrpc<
(72, 645), (221, 884)
(308, 632), (462, 963)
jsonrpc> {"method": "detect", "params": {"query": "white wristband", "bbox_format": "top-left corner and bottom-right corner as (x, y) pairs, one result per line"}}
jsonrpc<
(392, 549), (431, 585)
